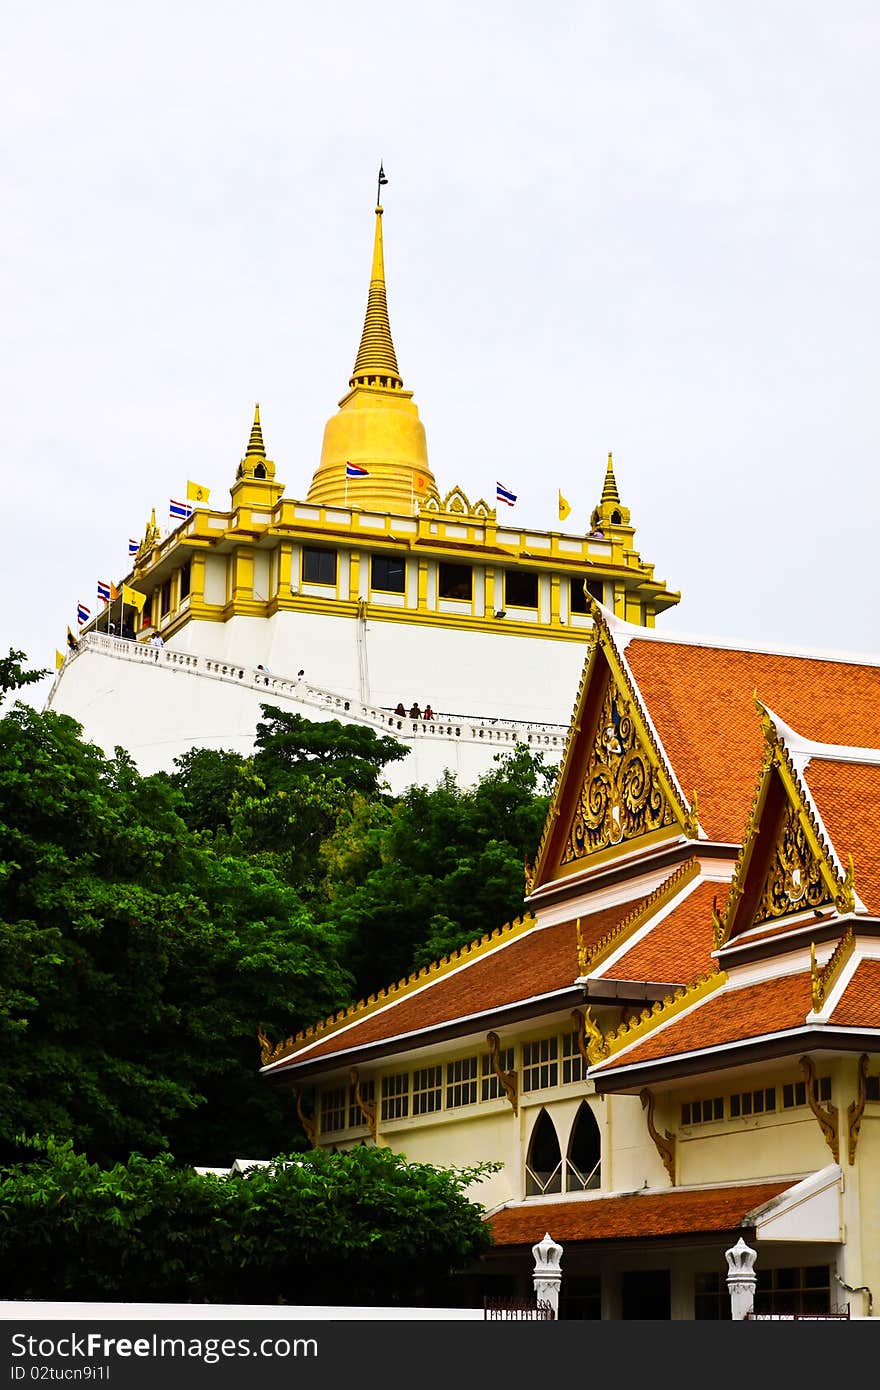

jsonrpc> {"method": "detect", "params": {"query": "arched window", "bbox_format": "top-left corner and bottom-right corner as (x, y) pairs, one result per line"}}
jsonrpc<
(566, 1101), (601, 1191)
(525, 1109), (562, 1195)
(611, 509), (622, 525)
(254, 463), (267, 480)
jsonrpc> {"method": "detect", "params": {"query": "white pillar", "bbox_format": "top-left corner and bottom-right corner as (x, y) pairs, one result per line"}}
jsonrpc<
(725, 1237), (758, 1320)
(532, 1231), (563, 1319)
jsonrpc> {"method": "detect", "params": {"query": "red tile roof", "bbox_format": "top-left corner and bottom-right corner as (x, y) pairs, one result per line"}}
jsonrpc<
(270, 902), (633, 1072)
(488, 1181), (792, 1245)
(592, 972), (814, 1072)
(829, 959), (880, 1027)
(599, 879), (718, 984)
(801, 759), (880, 914)
(623, 639), (880, 844)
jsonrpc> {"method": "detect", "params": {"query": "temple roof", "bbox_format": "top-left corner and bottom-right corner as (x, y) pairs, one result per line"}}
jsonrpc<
(488, 1180), (793, 1247)
(350, 203), (402, 390)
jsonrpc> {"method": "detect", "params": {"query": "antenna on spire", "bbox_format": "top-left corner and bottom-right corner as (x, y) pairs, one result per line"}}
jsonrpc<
(377, 161), (388, 208)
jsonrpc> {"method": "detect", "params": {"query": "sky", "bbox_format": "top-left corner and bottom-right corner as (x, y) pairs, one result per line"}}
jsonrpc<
(3, 1), (879, 711)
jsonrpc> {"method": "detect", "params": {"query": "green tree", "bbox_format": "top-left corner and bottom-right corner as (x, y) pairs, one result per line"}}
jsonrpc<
(321, 746), (554, 996)
(0, 703), (353, 1165)
(0, 649), (47, 706)
(0, 1139), (496, 1306)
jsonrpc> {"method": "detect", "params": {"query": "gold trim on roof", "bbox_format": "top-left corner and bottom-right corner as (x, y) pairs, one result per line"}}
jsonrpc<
(530, 603), (693, 891)
(579, 858), (702, 978)
(810, 925), (855, 1013)
(598, 967), (725, 1062)
(571, 1006), (609, 1066)
(262, 911), (538, 1067)
(717, 720), (855, 949)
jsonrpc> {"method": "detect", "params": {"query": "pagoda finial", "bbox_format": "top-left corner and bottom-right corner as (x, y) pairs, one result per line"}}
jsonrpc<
(601, 451), (621, 504)
(350, 166), (403, 391)
(246, 402), (266, 458)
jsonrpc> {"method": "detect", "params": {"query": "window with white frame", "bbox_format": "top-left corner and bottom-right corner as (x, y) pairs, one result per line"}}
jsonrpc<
(320, 1085), (347, 1134)
(381, 1072), (409, 1121)
(522, 1037), (558, 1091)
(412, 1065), (443, 1115)
(561, 1031), (586, 1085)
(446, 1056), (478, 1108)
(729, 1086), (776, 1118)
(481, 1048), (515, 1101)
(681, 1097), (723, 1126)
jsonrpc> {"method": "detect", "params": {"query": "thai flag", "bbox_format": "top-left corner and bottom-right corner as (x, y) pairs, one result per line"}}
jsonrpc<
(128, 538), (139, 557)
(496, 481), (517, 507)
(169, 498), (193, 521)
(345, 461), (370, 479)
(77, 603), (91, 626)
(97, 580), (111, 604)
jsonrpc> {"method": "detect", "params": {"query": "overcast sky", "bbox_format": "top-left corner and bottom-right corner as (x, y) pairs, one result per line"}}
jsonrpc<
(4, 2), (879, 710)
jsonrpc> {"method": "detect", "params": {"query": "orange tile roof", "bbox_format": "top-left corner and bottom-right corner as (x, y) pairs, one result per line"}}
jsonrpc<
(801, 759), (880, 914)
(623, 640), (880, 844)
(271, 902), (633, 1071)
(829, 959), (880, 1027)
(488, 1181), (792, 1245)
(600, 880), (718, 984)
(593, 972), (813, 1072)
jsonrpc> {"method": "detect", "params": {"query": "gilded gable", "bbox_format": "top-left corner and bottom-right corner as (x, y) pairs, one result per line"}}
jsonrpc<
(561, 680), (677, 863)
(754, 797), (834, 923)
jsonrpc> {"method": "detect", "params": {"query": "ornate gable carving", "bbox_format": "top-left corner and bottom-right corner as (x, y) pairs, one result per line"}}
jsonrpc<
(561, 679), (678, 864)
(754, 797), (835, 923)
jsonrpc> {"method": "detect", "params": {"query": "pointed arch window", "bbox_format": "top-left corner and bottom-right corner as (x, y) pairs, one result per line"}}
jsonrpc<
(525, 1109), (562, 1195)
(566, 1101), (601, 1191)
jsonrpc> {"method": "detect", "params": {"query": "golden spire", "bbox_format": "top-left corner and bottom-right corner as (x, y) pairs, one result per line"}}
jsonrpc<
(601, 451), (621, 504)
(246, 402), (266, 458)
(350, 173), (403, 391)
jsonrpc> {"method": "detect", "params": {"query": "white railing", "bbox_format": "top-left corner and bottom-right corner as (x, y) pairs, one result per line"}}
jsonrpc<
(52, 632), (570, 752)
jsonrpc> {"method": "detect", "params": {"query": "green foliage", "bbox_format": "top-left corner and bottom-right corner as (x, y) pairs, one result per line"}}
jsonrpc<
(254, 706), (409, 796)
(0, 704), (353, 1165)
(321, 746), (554, 995)
(0, 649), (48, 706)
(0, 1139), (496, 1305)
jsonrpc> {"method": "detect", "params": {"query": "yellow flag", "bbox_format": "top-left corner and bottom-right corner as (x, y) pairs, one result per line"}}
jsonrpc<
(558, 490), (571, 522)
(55, 649), (65, 670)
(122, 583), (146, 613)
(187, 480), (211, 505)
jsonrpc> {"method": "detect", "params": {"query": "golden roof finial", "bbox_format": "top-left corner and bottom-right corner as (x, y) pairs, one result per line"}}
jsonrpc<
(245, 402), (266, 459)
(601, 451), (621, 505)
(350, 164), (403, 390)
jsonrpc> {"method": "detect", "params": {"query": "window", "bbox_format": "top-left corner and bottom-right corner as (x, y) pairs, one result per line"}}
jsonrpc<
(481, 1048), (514, 1101)
(566, 1101), (601, 1191)
(754, 1265), (831, 1317)
(446, 1056), (478, 1108)
(320, 1085), (347, 1134)
(160, 577), (172, 618)
(522, 1037), (558, 1092)
(525, 1109), (562, 1195)
(413, 1065), (443, 1115)
(561, 1032), (585, 1085)
(302, 546), (337, 586)
(438, 562), (472, 601)
(730, 1087), (776, 1118)
(348, 1079), (374, 1130)
(783, 1075), (831, 1109)
(867, 1075), (880, 1102)
(694, 1272), (732, 1320)
(505, 570), (538, 609)
(179, 560), (191, 601)
(681, 1097), (724, 1126)
(559, 1276), (602, 1321)
(380, 1073), (409, 1121)
(569, 577), (603, 614)
(371, 554), (406, 593)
